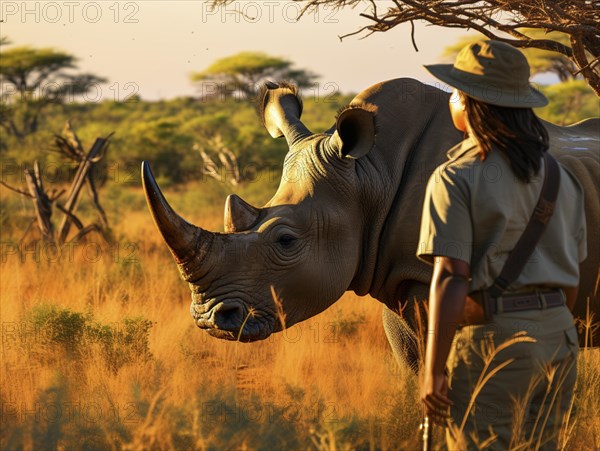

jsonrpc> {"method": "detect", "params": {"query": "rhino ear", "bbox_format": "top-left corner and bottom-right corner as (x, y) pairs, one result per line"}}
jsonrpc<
(258, 81), (311, 148)
(224, 194), (261, 232)
(330, 106), (375, 159)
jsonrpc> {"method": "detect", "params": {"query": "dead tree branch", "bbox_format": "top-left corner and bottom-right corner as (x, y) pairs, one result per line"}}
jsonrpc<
(25, 161), (55, 241)
(0, 180), (33, 198)
(56, 133), (112, 243)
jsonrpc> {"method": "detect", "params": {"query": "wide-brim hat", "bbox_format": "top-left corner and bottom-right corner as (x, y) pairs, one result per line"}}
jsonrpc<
(425, 40), (548, 108)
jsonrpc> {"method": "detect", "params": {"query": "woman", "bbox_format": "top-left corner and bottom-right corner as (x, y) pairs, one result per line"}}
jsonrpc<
(417, 40), (586, 450)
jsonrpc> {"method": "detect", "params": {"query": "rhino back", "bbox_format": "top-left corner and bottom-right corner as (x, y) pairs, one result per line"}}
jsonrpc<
(547, 118), (600, 324)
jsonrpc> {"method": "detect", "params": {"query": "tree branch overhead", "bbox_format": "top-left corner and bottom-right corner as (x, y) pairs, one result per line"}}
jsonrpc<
(211, 0), (600, 95)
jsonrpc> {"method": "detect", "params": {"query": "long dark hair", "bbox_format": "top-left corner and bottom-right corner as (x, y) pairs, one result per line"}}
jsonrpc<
(463, 95), (549, 183)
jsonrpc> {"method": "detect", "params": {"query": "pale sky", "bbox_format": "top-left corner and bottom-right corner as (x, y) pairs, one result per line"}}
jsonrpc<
(2, 0), (477, 100)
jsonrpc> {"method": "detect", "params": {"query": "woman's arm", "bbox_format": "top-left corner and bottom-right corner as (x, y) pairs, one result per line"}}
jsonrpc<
(421, 256), (470, 423)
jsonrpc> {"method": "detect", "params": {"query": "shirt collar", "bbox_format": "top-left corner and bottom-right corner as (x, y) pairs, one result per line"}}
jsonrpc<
(446, 136), (478, 161)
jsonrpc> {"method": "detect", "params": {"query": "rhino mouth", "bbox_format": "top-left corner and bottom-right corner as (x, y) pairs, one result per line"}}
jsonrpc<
(190, 298), (275, 341)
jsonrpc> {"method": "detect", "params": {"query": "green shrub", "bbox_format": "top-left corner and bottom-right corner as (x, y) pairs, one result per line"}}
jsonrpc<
(28, 304), (90, 355)
(24, 304), (153, 371)
(329, 312), (366, 338)
(88, 316), (154, 373)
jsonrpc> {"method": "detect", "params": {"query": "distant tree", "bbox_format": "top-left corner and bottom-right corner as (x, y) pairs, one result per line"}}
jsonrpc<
(538, 80), (600, 125)
(210, 0), (600, 96)
(0, 42), (106, 138)
(190, 51), (318, 99)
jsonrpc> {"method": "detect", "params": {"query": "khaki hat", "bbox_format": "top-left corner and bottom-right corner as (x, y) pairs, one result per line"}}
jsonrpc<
(425, 40), (548, 108)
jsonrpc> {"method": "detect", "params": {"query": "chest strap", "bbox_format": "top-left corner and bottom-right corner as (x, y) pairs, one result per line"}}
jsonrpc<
(482, 153), (561, 319)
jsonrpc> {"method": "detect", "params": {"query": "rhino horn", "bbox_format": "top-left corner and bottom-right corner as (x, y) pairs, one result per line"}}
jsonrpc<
(258, 81), (312, 148)
(141, 161), (215, 281)
(224, 194), (260, 232)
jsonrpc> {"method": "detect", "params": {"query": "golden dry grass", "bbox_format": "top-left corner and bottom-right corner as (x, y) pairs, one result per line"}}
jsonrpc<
(1, 187), (598, 450)
(1, 205), (419, 450)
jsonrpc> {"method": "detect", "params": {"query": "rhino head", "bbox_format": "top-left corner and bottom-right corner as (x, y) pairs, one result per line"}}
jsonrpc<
(142, 82), (376, 341)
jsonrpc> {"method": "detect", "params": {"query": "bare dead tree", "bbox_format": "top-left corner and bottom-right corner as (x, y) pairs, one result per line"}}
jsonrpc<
(53, 121), (113, 242)
(1, 161), (65, 243)
(211, 0), (600, 96)
(51, 135), (109, 227)
(194, 134), (241, 186)
(1, 121), (113, 247)
(24, 162), (60, 242)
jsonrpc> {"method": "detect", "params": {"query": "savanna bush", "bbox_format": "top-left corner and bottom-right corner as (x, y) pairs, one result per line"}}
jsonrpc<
(25, 304), (153, 372)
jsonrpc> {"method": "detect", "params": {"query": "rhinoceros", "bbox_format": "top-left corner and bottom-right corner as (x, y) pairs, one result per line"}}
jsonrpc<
(142, 78), (599, 369)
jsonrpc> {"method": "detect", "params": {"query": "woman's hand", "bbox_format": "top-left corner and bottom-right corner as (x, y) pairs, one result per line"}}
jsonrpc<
(421, 370), (452, 425)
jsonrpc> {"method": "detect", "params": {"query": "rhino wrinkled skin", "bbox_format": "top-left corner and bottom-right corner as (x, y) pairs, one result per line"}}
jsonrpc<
(142, 78), (599, 369)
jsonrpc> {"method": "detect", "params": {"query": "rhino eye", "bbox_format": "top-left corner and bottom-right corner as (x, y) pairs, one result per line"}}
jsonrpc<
(277, 234), (297, 248)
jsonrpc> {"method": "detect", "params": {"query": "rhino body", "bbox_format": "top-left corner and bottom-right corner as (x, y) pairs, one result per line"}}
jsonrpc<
(143, 79), (599, 368)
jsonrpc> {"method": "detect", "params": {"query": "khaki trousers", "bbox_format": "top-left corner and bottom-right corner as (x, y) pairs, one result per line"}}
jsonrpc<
(445, 306), (578, 450)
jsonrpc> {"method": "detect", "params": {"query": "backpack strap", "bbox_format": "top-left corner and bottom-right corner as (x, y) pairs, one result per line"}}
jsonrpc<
(485, 153), (561, 315)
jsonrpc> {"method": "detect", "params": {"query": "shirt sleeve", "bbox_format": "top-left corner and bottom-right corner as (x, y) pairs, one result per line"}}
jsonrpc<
(416, 165), (473, 266)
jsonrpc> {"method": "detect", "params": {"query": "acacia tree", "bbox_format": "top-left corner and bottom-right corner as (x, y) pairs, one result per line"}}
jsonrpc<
(0, 42), (106, 138)
(211, 0), (600, 96)
(191, 51), (318, 99)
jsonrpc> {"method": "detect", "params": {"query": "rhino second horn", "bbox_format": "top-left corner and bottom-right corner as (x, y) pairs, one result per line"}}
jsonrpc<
(224, 194), (260, 232)
(141, 161), (215, 280)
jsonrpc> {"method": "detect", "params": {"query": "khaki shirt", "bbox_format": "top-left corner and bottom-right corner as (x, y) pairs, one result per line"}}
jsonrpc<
(417, 137), (587, 292)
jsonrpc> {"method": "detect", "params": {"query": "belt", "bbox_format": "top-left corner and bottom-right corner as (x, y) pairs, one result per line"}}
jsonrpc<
(460, 289), (565, 325)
